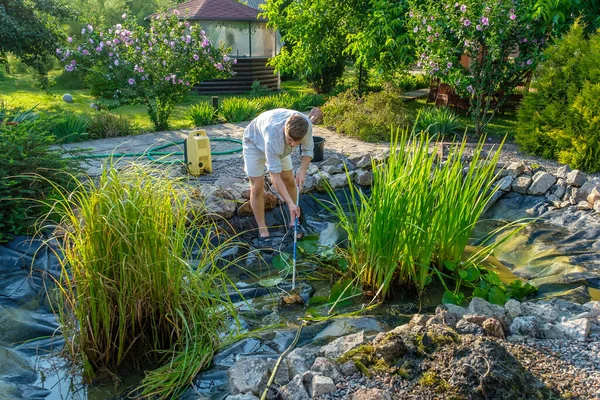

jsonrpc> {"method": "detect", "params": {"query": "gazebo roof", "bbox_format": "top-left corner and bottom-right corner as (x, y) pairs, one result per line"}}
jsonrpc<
(173, 0), (267, 21)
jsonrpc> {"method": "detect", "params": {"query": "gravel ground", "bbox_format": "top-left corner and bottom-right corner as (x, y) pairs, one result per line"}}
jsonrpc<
(315, 337), (600, 400)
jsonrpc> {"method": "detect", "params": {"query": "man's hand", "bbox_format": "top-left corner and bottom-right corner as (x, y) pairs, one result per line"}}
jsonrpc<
(295, 169), (306, 189)
(288, 202), (301, 221)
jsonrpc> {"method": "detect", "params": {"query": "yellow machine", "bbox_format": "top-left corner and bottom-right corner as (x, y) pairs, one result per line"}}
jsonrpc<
(184, 130), (212, 175)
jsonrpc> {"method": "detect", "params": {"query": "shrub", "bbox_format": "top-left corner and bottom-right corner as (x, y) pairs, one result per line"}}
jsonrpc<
(295, 93), (326, 110)
(415, 107), (461, 138)
(322, 87), (406, 142)
(324, 128), (530, 304)
(87, 112), (138, 139)
(48, 163), (241, 398)
(516, 23), (600, 172)
(47, 112), (89, 143)
(53, 69), (88, 90)
(392, 74), (430, 91)
(188, 102), (217, 127)
(0, 121), (80, 242)
(249, 80), (271, 98)
(0, 100), (39, 124)
(219, 97), (261, 122)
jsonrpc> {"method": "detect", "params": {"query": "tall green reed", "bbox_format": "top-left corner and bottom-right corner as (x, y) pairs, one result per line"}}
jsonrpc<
(44, 163), (243, 399)
(324, 128), (506, 299)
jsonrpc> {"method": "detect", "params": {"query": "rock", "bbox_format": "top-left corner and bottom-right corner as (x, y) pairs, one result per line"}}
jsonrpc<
(512, 176), (532, 194)
(410, 314), (431, 327)
(506, 162), (525, 176)
(462, 314), (488, 327)
(356, 154), (373, 170)
(351, 388), (392, 400)
(286, 346), (320, 378)
(436, 303), (468, 317)
(310, 357), (343, 382)
(426, 311), (462, 328)
(577, 201), (592, 211)
(214, 177), (248, 201)
(62, 93), (73, 103)
(301, 175), (317, 193)
(495, 175), (513, 192)
(584, 301), (600, 314)
(314, 171), (331, 192)
(205, 195), (237, 219)
(307, 375), (336, 398)
(588, 187), (600, 204)
(308, 107), (324, 125)
(552, 179), (567, 198)
(354, 169), (373, 186)
(521, 301), (560, 323)
(307, 164), (319, 175)
(595, 200), (600, 213)
(321, 156), (343, 167)
(566, 170), (586, 187)
(527, 171), (557, 195)
(573, 181), (598, 203)
(328, 173), (350, 189)
(556, 318), (591, 341)
(455, 320), (485, 335)
(547, 194), (560, 205)
(279, 375), (310, 400)
(322, 164), (344, 175)
(467, 297), (510, 327)
(556, 165), (571, 179)
(228, 358), (273, 396)
(483, 318), (505, 339)
(510, 316), (542, 338)
(320, 331), (365, 359)
(504, 299), (522, 319)
(226, 394), (259, 400)
(338, 361), (359, 377)
(373, 331), (407, 363)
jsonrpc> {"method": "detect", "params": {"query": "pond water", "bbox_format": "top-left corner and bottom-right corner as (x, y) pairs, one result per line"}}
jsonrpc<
(1, 191), (599, 399)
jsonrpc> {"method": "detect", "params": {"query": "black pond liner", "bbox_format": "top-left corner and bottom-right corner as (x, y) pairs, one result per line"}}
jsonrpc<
(2, 188), (600, 399)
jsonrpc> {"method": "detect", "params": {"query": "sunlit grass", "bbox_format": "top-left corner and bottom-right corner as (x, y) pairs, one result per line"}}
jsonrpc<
(42, 162), (244, 398)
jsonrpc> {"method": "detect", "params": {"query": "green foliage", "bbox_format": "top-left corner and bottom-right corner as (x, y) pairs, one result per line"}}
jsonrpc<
(533, 0), (600, 36)
(390, 74), (431, 92)
(256, 92), (325, 112)
(47, 112), (89, 143)
(49, 163), (241, 398)
(87, 111), (138, 138)
(249, 80), (271, 98)
(322, 87), (406, 142)
(516, 23), (600, 172)
(468, 270), (537, 305)
(324, 128), (508, 299)
(62, 12), (234, 131)
(415, 107), (461, 138)
(261, 0), (359, 93)
(0, 0), (72, 90)
(0, 121), (80, 242)
(0, 100), (39, 124)
(408, 0), (547, 135)
(219, 97), (261, 123)
(188, 102), (216, 127)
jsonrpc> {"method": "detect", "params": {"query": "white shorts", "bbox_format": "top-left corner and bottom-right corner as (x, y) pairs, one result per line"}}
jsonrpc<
(243, 141), (292, 177)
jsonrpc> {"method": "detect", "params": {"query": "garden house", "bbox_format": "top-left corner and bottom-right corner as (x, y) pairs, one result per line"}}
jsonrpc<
(172, 0), (281, 93)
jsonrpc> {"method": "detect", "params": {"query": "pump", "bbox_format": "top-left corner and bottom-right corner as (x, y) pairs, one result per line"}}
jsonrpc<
(184, 130), (212, 175)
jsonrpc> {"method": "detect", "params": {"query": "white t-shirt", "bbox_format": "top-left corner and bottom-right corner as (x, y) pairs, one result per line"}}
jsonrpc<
(243, 108), (314, 173)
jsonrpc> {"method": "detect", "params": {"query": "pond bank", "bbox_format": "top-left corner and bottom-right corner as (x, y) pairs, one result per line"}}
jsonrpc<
(215, 297), (600, 400)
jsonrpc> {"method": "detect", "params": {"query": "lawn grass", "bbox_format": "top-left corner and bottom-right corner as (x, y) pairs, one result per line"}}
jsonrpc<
(0, 70), (314, 132)
(406, 98), (519, 140)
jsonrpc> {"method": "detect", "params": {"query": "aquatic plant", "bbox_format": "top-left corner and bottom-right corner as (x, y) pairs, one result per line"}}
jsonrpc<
(324, 128), (508, 300)
(44, 163), (243, 399)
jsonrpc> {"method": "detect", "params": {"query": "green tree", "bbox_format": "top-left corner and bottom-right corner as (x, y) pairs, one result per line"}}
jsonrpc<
(408, 0), (547, 135)
(62, 11), (234, 130)
(0, 0), (71, 89)
(261, 0), (355, 93)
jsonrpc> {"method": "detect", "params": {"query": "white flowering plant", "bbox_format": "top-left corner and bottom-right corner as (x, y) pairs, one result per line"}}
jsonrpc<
(407, 0), (547, 135)
(60, 11), (235, 130)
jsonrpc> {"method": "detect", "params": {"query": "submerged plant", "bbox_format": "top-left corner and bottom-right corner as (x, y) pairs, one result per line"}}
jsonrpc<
(44, 163), (243, 398)
(324, 127), (512, 301)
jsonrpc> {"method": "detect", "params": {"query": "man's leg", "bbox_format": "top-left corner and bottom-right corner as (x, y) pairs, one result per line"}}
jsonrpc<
(249, 175), (269, 238)
(281, 169), (299, 228)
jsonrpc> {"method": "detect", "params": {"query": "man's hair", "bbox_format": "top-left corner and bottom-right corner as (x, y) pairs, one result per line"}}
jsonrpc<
(285, 114), (309, 141)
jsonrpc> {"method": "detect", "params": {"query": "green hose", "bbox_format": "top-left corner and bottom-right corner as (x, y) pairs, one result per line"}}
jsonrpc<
(67, 137), (243, 164)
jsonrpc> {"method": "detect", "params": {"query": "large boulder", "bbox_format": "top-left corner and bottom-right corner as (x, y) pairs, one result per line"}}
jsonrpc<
(512, 176), (532, 194)
(509, 316), (542, 338)
(307, 375), (336, 398)
(286, 346), (320, 378)
(467, 297), (510, 327)
(228, 357), (288, 396)
(278, 375), (310, 400)
(527, 171), (556, 196)
(566, 170), (586, 187)
(573, 181), (598, 203)
(310, 357), (344, 382)
(320, 331), (366, 359)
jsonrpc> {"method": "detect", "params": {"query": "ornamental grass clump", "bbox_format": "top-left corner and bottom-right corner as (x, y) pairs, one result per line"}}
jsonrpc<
(326, 128), (504, 299)
(219, 97), (261, 122)
(46, 163), (242, 399)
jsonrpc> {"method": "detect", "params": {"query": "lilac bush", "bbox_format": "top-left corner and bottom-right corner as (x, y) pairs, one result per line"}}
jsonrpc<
(61, 11), (235, 130)
(407, 0), (547, 134)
